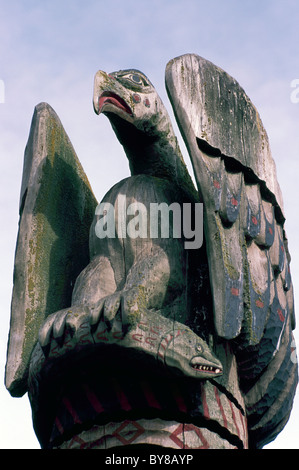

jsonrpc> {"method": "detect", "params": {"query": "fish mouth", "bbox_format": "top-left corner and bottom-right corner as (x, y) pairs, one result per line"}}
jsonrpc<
(190, 357), (222, 375)
(98, 92), (133, 116)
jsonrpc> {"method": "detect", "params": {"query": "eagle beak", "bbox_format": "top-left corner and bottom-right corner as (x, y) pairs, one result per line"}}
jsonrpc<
(93, 70), (108, 115)
(93, 70), (133, 118)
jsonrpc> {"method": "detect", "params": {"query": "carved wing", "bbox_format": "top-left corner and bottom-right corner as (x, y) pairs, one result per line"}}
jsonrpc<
(166, 54), (298, 446)
(5, 103), (97, 397)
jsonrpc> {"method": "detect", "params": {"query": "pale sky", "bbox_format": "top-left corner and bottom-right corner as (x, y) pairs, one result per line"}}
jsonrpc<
(1, 0), (299, 449)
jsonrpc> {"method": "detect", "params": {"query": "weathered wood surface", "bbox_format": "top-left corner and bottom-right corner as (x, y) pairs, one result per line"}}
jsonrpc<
(5, 103), (97, 397)
(5, 58), (298, 450)
(56, 420), (241, 449)
(166, 53), (297, 447)
(32, 308), (223, 384)
(165, 53), (284, 215)
(166, 53), (293, 341)
(27, 169), (226, 447)
(29, 336), (247, 449)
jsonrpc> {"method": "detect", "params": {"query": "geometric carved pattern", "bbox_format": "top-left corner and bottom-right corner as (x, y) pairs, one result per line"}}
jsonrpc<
(56, 419), (239, 449)
(113, 421), (145, 446)
(28, 341), (248, 450)
(49, 375), (248, 449)
(169, 423), (209, 449)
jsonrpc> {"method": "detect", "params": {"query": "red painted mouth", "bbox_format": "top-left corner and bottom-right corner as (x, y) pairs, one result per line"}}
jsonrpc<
(98, 92), (133, 116)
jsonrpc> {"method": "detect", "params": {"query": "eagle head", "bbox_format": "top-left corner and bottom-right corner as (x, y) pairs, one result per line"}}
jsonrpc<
(93, 68), (197, 200)
(93, 69), (171, 137)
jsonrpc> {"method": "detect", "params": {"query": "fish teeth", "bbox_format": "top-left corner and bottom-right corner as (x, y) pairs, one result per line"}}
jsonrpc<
(192, 364), (222, 373)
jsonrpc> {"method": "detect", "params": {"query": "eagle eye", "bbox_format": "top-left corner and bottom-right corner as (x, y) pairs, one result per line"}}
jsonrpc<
(121, 73), (148, 87)
(131, 74), (142, 84)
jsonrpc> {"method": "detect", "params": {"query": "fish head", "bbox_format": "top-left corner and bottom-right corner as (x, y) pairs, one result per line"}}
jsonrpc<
(160, 328), (223, 379)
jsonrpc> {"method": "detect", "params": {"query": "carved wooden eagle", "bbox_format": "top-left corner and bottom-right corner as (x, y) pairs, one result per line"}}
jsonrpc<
(5, 54), (297, 448)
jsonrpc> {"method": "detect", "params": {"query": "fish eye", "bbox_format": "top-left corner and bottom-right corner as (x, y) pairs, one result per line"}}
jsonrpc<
(196, 345), (202, 353)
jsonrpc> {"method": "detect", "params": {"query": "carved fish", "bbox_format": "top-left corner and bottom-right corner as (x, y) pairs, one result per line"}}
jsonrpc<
(31, 307), (222, 382)
(91, 309), (223, 379)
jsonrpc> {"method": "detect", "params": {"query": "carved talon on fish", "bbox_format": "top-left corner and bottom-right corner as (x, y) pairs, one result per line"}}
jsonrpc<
(35, 305), (222, 381)
(89, 286), (147, 333)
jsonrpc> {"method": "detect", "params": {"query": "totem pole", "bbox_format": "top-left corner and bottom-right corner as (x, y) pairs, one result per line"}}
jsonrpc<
(5, 54), (298, 449)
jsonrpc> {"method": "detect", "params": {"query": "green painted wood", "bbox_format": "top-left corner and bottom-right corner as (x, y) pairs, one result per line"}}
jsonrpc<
(5, 103), (97, 396)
